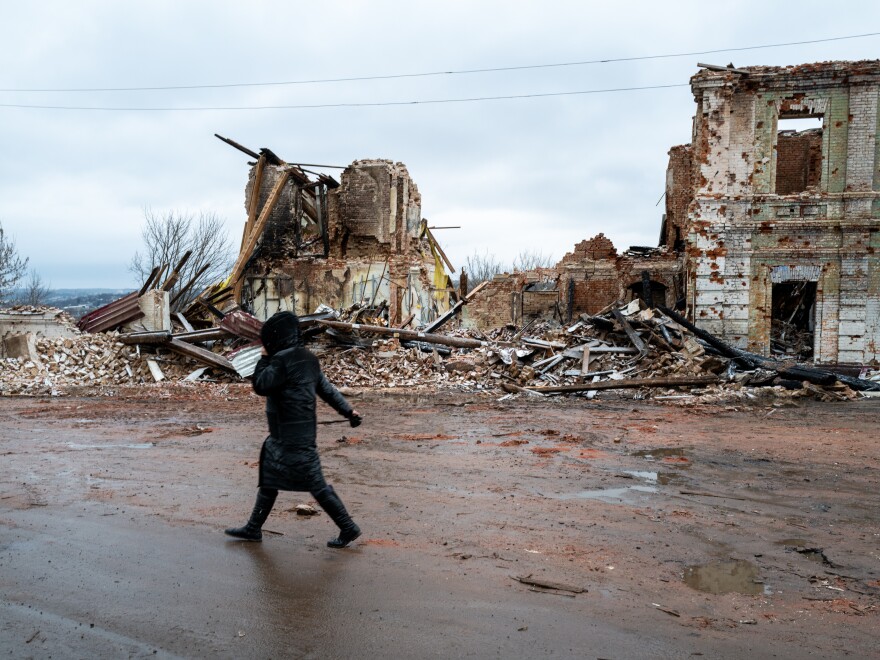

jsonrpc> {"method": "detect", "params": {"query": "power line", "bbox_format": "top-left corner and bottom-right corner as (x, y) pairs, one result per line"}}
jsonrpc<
(0, 83), (689, 111)
(1, 31), (877, 93)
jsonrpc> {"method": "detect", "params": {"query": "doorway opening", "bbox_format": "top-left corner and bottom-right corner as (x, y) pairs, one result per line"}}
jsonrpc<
(771, 281), (817, 359)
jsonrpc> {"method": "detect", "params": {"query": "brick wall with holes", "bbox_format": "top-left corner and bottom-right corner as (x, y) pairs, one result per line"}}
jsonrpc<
(687, 62), (880, 363)
(775, 131), (822, 194)
(461, 275), (520, 329)
(665, 144), (694, 247)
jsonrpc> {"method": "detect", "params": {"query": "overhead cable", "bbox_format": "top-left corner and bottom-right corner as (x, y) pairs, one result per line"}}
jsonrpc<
(0, 31), (877, 93)
(0, 83), (689, 111)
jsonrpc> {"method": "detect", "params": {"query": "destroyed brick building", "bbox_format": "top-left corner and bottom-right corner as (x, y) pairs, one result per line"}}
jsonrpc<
(218, 137), (451, 326)
(461, 235), (683, 330)
(681, 60), (880, 364)
(464, 60), (880, 366)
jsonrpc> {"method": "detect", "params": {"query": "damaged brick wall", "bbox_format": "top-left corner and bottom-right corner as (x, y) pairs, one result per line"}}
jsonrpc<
(241, 159), (449, 323)
(663, 145), (694, 248)
(462, 234), (682, 329)
(775, 130), (822, 194)
(333, 159), (424, 258)
(685, 60), (880, 364)
(462, 274), (521, 328)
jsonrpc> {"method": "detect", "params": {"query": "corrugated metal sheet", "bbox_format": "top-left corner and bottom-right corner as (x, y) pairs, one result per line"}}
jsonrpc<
(78, 292), (144, 333)
(219, 310), (263, 340)
(770, 265), (822, 283)
(228, 345), (263, 378)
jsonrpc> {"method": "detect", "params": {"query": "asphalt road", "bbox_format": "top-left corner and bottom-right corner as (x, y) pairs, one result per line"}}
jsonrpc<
(1, 504), (678, 659)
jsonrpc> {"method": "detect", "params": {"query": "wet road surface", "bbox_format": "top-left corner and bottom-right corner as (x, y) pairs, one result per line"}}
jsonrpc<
(1, 389), (878, 658)
(2, 505), (678, 658)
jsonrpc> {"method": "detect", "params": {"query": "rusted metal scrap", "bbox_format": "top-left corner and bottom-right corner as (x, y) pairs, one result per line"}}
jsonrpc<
(77, 292), (143, 334)
(218, 309), (263, 341)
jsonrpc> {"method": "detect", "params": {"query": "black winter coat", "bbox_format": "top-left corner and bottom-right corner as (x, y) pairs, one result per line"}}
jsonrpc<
(252, 345), (353, 492)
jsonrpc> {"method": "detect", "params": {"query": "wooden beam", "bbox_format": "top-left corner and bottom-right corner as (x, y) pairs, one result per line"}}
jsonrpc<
(214, 133), (260, 160)
(138, 265), (161, 296)
(318, 320), (483, 349)
(229, 169), (292, 293)
(524, 375), (720, 394)
(152, 263), (169, 291)
(166, 338), (236, 373)
(174, 312), (195, 333)
(611, 308), (648, 355)
(170, 262), (212, 307)
(161, 250), (193, 291)
(119, 330), (172, 345)
(697, 62), (750, 76)
(173, 328), (232, 343)
(425, 227), (455, 273)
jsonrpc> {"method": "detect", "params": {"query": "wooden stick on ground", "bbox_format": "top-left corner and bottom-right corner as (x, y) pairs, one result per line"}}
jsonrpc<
(524, 375), (720, 394)
(318, 320), (483, 349)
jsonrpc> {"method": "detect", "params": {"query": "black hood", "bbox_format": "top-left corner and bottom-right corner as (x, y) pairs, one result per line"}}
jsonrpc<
(260, 311), (302, 355)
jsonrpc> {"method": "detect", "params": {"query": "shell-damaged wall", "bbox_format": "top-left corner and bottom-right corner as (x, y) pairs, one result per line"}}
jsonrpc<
(687, 60), (880, 364)
(243, 159), (449, 324)
(461, 234), (683, 330)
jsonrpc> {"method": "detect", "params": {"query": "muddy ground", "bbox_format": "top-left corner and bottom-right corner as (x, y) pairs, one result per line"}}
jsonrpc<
(1, 385), (878, 659)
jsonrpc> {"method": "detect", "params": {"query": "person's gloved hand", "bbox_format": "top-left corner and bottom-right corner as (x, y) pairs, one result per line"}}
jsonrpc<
(349, 410), (363, 428)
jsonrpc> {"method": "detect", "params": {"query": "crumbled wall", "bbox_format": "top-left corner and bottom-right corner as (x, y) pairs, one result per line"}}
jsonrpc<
(462, 235), (682, 330)
(663, 145), (694, 248)
(462, 274), (521, 329)
(0, 309), (79, 357)
(243, 159), (449, 323)
(686, 60), (880, 364)
(334, 160), (423, 257)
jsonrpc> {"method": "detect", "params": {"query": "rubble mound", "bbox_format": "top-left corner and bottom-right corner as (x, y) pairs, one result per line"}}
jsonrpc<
(2, 297), (877, 403)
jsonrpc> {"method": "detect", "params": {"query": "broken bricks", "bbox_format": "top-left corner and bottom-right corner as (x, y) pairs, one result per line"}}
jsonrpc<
(3, 296), (878, 402)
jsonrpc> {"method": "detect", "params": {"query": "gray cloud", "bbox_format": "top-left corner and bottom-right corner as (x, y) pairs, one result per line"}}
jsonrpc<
(1, 0), (877, 287)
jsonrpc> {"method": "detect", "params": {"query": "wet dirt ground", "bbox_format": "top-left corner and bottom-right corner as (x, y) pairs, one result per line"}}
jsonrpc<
(1, 385), (878, 659)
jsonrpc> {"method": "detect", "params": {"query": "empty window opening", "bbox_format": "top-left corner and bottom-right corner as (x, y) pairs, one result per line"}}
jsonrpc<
(627, 280), (667, 308)
(771, 281), (817, 360)
(775, 116), (823, 194)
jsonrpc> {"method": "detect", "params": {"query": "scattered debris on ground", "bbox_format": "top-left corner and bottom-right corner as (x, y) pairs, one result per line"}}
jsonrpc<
(2, 290), (879, 403)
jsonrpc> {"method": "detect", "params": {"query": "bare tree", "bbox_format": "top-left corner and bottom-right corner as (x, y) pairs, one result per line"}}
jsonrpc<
(512, 250), (555, 272)
(17, 269), (50, 307)
(0, 221), (29, 305)
(460, 250), (507, 288)
(130, 209), (233, 310)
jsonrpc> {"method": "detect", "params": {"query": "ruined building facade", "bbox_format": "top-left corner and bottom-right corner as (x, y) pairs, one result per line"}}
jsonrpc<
(684, 61), (880, 364)
(464, 60), (880, 366)
(240, 158), (450, 324)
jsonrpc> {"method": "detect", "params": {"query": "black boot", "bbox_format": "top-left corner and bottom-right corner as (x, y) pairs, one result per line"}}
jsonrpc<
(225, 488), (277, 541)
(313, 485), (361, 548)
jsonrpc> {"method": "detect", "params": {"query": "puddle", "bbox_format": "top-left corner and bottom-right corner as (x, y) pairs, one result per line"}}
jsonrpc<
(624, 470), (657, 482)
(631, 447), (689, 460)
(559, 485), (657, 503)
(683, 560), (764, 595)
(624, 470), (682, 486)
(67, 443), (154, 450)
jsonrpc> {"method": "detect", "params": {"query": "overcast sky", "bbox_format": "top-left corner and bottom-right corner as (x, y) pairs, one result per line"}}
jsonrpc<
(1, 1), (878, 289)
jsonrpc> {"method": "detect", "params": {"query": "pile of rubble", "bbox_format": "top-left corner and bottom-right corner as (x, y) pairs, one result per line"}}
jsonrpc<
(2, 293), (879, 402)
(312, 298), (880, 402)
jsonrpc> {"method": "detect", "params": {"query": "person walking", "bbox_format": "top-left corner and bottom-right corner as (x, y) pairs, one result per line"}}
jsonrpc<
(225, 311), (363, 548)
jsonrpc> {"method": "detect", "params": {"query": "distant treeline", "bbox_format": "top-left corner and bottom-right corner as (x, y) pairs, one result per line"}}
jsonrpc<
(9, 288), (131, 320)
